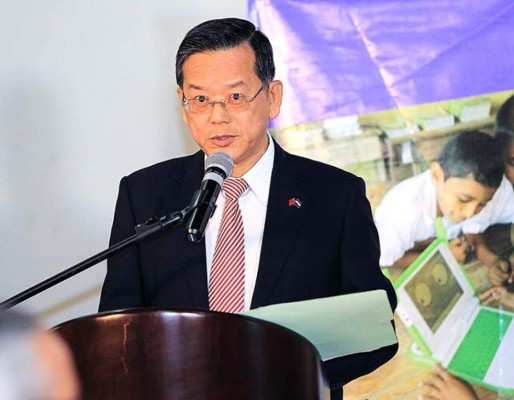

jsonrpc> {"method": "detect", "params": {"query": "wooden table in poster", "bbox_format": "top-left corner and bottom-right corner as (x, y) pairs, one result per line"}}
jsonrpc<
(344, 262), (514, 400)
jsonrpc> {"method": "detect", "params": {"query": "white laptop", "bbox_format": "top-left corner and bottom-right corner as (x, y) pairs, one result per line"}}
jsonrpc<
(394, 238), (514, 392)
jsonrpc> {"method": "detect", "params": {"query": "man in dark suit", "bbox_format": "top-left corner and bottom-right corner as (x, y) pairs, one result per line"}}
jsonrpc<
(99, 17), (397, 399)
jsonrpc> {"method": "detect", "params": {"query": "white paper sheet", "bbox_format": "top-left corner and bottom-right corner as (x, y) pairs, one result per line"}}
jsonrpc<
(242, 289), (397, 361)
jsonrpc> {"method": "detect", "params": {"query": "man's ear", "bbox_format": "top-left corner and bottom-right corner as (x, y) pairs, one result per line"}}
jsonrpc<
(176, 87), (189, 126)
(430, 161), (445, 184)
(267, 80), (283, 120)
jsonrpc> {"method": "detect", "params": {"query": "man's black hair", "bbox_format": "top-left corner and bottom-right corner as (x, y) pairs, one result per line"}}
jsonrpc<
(438, 130), (503, 188)
(495, 94), (514, 154)
(175, 18), (275, 88)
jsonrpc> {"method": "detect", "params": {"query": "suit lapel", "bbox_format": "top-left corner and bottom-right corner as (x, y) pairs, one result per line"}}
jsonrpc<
(174, 151), (210, 309)
(251, 145), (309, 308)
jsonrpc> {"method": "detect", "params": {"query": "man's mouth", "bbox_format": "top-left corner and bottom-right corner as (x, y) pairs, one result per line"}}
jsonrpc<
(210, 135), (236, 147)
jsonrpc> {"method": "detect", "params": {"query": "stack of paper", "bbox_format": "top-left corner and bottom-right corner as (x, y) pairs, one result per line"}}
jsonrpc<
(447, 98), (491, 122)
(242, 290), (397, 361)
(414, 109), (455, 131)
(381, 122), (419, 139)
(323, 115), (362, 139)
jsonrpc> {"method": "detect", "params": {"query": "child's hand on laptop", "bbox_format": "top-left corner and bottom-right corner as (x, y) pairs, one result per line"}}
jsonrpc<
(488, 257), (514, 286)
(480, 286), (514, 310)
(421, 365), (478, 400)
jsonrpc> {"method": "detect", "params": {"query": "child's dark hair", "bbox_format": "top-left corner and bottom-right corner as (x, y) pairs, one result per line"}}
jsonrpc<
(438, 130), (503, 188)
(495, 94), (514, 153)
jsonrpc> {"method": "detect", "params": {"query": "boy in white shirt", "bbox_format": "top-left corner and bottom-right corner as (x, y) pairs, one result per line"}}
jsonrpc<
(463, 95), (514, 285)
(375, 130), (503, 270)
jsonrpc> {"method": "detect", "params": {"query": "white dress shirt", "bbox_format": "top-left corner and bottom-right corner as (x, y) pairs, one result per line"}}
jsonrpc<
(374, 171), (468, 267)
(205, 136), (274, 311)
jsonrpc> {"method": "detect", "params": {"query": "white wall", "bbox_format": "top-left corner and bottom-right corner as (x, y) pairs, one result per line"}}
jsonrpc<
(0, 1), (247, 327)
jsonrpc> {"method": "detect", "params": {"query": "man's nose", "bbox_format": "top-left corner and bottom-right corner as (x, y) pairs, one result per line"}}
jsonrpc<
(209, 101), (231, 123)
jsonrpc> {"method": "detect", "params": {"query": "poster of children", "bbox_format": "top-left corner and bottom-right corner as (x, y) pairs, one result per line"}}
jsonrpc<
(251, 1), (514, 398)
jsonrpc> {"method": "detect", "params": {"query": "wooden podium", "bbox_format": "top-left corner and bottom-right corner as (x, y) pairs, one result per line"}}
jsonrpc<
(54, 309), (330, 399)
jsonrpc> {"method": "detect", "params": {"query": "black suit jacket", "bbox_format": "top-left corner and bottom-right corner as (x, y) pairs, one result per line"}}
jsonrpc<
(99, 143), (398, 389)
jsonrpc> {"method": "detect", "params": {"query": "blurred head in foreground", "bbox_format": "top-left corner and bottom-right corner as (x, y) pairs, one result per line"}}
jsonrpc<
(0, 310), (79, 400)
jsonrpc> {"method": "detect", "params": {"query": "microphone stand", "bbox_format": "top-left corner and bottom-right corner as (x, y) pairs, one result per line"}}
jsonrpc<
(0, 207), (190, 310)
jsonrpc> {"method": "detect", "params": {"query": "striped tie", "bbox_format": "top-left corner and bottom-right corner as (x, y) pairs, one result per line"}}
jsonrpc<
(209, 178), (249, 313)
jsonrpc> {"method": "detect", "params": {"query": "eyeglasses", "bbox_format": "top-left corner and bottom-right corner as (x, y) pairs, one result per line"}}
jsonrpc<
(182, 85), (266, 114)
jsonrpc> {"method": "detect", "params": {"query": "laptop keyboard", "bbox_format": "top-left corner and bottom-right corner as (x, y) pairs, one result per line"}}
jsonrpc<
(447, 309), (512, 380)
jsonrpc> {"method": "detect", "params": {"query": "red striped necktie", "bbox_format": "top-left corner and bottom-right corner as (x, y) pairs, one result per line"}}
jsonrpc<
(209, 178), (249, 313)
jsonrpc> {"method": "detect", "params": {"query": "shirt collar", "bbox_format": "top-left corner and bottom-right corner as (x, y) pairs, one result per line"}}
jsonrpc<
(240, 133), (274, 206)
(202, 133), (274, 206)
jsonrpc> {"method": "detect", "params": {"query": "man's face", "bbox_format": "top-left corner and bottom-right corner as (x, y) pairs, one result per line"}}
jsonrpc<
(431, 163), (496, 224)
(177, 43), (282, 177)
(503, 143), (514, 186)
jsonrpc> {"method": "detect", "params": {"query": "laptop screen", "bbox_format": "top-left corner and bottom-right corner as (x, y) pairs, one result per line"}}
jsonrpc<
(404, 249), (463, 333)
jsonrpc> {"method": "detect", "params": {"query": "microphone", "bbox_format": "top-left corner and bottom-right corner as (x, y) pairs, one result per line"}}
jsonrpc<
(185, 152), (234, 242)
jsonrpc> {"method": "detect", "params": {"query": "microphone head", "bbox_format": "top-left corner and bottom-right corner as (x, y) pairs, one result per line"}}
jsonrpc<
(205, 152), (234, 179)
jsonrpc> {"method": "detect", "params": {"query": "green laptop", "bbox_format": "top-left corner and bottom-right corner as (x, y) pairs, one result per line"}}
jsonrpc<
(394, 238), (514, 393)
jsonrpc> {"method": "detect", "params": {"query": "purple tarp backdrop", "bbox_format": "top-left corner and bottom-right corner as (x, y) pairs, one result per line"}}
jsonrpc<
(249, 0), (514, 128)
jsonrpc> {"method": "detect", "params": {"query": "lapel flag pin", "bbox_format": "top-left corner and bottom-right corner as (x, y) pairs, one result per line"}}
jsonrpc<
(288, 198), (302, 209)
